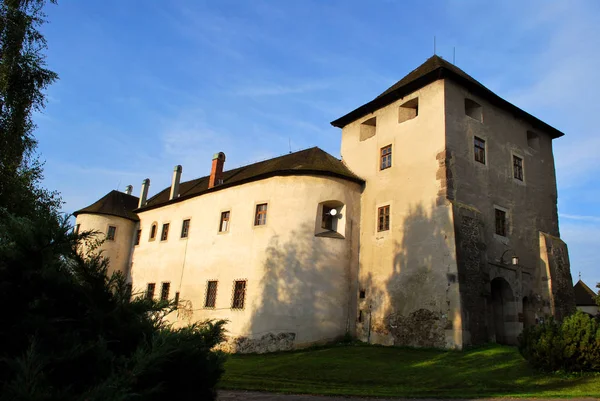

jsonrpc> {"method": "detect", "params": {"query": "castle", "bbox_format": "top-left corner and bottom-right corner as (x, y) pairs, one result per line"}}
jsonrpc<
(74, 56), (575, 352)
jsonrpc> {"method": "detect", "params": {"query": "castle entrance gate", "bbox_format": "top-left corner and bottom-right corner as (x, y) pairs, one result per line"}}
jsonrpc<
(490, 277), (518, 344)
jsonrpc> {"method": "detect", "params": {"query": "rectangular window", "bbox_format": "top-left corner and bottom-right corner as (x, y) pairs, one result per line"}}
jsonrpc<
(380, 145), (392, 170)
(161, 223), (169, 241)
(181, 219), (190, 238)
(513, 155), (523, 181)
(160, 282), (170, 301)
(495, 209), (507, 237)
(474, 137), (486, 164)
(135, 229), (141, 245)
(146, 283), (155, 300)
(255, 204), (268, 226)
(321, 206), (334, 230)
(220, 211), (230, 232)
(205, 281), (218, 308)
(107, 225), (116, 241)
(232, 280), (247, 309)
(377, 205), (390, 232)
(74, 224), (81, 235)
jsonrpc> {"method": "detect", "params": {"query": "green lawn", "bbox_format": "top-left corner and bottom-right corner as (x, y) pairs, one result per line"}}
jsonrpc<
(220, 343), (600, 398)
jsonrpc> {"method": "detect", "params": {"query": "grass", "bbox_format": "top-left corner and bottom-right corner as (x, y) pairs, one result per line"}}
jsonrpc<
(219, 343), (600, 398)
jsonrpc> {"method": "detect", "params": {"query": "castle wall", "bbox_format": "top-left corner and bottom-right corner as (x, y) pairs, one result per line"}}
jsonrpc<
(340, 80), (464, 349)
(75, 213), (137, 277)
(444, 79), (573, 344)
(131, 175), (361, 352)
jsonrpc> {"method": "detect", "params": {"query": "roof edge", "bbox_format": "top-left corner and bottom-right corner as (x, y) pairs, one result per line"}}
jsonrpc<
(331, 67), (565, 139)
(72, 210), (139, 222)
(135, 169), (365, 214)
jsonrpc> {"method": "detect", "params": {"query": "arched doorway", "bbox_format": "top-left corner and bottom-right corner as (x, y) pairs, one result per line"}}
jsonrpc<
(490, 277), (515, 344)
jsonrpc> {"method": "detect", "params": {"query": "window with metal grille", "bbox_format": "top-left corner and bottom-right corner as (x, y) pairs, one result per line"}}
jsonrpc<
(380, 145), (392, 170)
(513, 155), (523, 181)
(161, 223), (169, 241)
(160, 282), (170, 301)
(321, 206), (334, 230)
(378, 205), (390, 232)
(107, 226), (116, 241)
(254, 204), (267, 226)
(220, 211), (230, 232)
(495, 209), (507, 237)
(135, 229), (141, 245)
(181, 219), (190, 238)
(146, 283), (155, 300)
(232, 280), (246, 309)
(474, 137), (486, 164)
(205, 281), (218, 308)
(150, 224), (157, 240)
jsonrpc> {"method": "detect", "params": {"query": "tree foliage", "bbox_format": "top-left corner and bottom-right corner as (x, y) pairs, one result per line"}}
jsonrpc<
(0, 212), (227, 400)
(0, 0), (60, 218)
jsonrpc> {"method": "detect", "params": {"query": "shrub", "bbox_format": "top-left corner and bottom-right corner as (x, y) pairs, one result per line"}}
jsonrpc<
(518, 311), (600, 372)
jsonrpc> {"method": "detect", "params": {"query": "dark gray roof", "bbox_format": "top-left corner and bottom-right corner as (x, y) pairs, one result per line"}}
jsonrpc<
(574, 280), (598, 307)
(73, 190), (139, 222)
(137, 147), (363, 212)
(331, 55), (565, 139)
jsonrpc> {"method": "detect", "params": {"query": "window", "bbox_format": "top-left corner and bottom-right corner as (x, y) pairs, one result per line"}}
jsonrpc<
(380, 145), (392, 170)
(160, 282), (170, 301)
(135, 229), (141, 245)
(254, 204), (267, 226)
(474, 136), (486, 164)
(513, 155), (524, 181)
(378, 205), (390, 232)
(527, 130), (540, 150)
(74, 224), (80, 235)
(146, 283), (155, 300)
(219, 211), (230, 232)
(149, 223), (157, 240)
(465, 98), (482, 122)
(495, 209), (507, 237)
(360, 117), (376, 141)
(205, 281), (218, 308)
(160, 223), (169, 241)
(359, 290), (366, 299)
(107, 225), (116, 241)
(398, 97), (418, 123)
(181, 219), (190, 238)
(321, 206), (334, 231)
(232, 280), (247, 309)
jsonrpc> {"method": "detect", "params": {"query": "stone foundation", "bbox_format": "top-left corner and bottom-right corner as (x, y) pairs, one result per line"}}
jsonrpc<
(220, 332), (296, 354)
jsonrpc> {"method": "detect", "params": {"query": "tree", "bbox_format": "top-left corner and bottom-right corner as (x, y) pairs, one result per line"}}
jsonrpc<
(0, 0), (60, 218)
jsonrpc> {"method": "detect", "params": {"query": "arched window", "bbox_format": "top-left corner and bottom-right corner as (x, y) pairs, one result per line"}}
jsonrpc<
(149, 222), (157, 241)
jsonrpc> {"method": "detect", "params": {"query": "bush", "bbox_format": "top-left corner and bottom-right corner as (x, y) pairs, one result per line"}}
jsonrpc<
(0, 211), (227, 401)
(518, 311), (600, 372)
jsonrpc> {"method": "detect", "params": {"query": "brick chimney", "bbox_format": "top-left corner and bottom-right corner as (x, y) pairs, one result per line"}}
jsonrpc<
(169, 165), (182, 200)
(208, 152), (226, 189)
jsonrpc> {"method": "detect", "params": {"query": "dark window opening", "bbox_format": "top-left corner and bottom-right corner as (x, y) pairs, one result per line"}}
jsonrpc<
(360, 116), (377, 141)
(398, 97), (418, 123)
(174, 292), (180, 309)
(255, 204), (267, 226)
(161, 223), (169, 241)
(232, 280), (247, 309)
(181, 219), (190, 238)
(107, 225), (116, 241)
(205, 281), (218, 308)
(160, 282), (170, 301)
(358, 310), (363, 323)
(474, 136), (486, 164)
(513, 155), (523, 181)
(380, 145), (392, 170)
(527, 130), (540, 150)
(150, 224), (157, 240)
(359, 290), (366, 299)
(465, 98), (483, 122)
(321, 206), (334, 230)
(378, 205), (390, 232)
(146, 283), (155, 300)
(495, 209), (507, 237)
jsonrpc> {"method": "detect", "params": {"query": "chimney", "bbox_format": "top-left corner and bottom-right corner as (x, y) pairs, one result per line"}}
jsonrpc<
(138, 178), (150, 208)
(124, 185), (133, 195)
(208, 152), (226, 189)
(170, 165), (182, 200)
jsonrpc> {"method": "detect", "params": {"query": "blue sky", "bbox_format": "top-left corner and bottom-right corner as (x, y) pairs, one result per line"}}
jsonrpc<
(35, 0), (600, 286)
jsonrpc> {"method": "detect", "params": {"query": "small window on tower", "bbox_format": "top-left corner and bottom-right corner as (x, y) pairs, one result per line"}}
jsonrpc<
(360, 117), (377, 141)
(161, 223), (169, 241)
(513, 155), (524, 181)
(527, 130), (540, 150)
(465, 98), (483, 122)
(495, 208), (507, 237)
(474, 136), (486, 164)
(149, 223), (157, 241)
(398, 97), (418, 123)
(254, 204), (267, 226)
(181, 219), (190, 238)
(380, 145), (392, 170)
(219, 211), (230, 232)
(107, 226), (116, 241)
